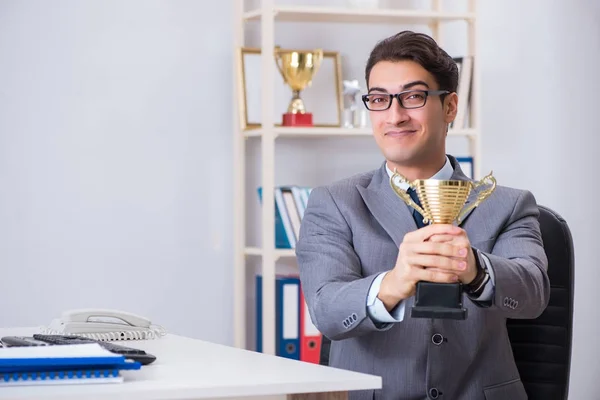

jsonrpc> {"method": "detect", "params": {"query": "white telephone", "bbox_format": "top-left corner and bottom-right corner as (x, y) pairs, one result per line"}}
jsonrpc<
(41, 308), (167, 341)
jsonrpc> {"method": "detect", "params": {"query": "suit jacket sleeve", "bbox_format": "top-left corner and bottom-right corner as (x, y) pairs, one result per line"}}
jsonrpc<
(296, 186), (394, 340)
(480, 190), (551, 318)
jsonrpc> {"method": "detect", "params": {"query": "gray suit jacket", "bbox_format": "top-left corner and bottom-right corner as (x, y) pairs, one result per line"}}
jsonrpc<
(296, 155), (550, 400)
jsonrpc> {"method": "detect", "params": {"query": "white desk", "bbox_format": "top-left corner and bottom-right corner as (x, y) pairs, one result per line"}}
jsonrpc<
(0, 327), (381, 400)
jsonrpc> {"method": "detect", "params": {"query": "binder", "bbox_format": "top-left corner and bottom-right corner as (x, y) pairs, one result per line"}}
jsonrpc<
(257, 187), (294, 249)
(290, 186), (306, 219)
(456, 156), (474, 179)
(277, 276), (300, 359)
(274, 188), (297, 248)
(255, 275), (301, 360)
(0, 343), (141, 386)
(299, 288), (322, 364)
(280, 187), (301, 243)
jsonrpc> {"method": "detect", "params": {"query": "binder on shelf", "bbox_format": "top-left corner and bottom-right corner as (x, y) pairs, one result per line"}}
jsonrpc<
(257, 187), (294, 249)
(256, 185), (314, 249)
(299, 288), (322, 364)
(0, 343), (141, 386)
(452, 55), (473, 130)
(290, 186), (306, 219)
(456, 156), (474, 179)
(255, 275), (301, 360)
(280, 187), (301, 242)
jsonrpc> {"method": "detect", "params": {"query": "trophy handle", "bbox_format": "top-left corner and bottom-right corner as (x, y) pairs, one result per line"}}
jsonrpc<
(457, 172), (497, 223)
(390, 171), (429, 223)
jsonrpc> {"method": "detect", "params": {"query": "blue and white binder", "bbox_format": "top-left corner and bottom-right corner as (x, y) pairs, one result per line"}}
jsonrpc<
(0, 343), (141, 386)
(255, 275), (301, 360)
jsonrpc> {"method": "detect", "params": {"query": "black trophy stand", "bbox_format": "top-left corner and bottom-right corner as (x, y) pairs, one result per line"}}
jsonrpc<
(411, 281), (467, 320)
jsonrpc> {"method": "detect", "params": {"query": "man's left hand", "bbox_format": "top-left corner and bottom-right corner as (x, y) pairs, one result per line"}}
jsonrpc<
(427, 228), (478, 285)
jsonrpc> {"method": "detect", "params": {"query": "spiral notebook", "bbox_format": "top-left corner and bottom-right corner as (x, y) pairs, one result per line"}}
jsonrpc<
(0, 343), (141, 386)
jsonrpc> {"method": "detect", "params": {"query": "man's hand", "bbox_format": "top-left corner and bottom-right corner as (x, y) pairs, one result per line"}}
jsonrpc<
(377, 224), (473, 312)
(428, 228), (478, 285)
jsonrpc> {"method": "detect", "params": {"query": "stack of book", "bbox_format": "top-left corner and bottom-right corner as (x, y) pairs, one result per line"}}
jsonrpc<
(0, 343), (141, 386)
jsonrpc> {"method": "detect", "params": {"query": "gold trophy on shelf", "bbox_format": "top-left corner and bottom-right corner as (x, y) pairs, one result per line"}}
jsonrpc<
(274, 48), (323, 126)
(390, 170), (497, 320)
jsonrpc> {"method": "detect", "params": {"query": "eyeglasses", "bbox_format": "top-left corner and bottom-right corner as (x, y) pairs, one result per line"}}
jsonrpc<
(361, 89), (450, 111)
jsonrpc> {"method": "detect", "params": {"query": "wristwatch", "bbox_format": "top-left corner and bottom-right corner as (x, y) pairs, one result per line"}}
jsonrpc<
(464, 248), (490, 297)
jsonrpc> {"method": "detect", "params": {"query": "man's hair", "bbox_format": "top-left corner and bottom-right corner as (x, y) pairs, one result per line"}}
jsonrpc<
(365, 30), (459, 95)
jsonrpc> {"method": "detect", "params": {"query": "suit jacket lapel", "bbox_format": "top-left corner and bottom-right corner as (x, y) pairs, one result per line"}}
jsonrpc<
(357, 163), (417, 247)
(357, 157), (488, 239)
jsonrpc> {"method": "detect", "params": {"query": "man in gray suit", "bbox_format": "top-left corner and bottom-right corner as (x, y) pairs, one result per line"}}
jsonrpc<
(296, 31), (550, 400)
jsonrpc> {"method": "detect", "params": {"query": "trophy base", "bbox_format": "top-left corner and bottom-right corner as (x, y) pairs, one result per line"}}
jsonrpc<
(410, 282), (467, 320)
(282, 112), (313, 126)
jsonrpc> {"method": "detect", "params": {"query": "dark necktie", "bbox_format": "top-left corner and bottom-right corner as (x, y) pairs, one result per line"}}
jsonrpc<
(407, 187), (426, 228)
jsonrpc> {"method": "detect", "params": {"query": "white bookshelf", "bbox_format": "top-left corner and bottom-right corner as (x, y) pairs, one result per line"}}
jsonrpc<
(242, 5), (475, 24)
(232, 0), (480, 356)
(245, 246), (296, 259)
(244, 127), (477, 139)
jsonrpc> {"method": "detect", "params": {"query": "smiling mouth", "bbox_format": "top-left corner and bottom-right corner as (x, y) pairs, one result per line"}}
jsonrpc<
(385, 130), (417, 137)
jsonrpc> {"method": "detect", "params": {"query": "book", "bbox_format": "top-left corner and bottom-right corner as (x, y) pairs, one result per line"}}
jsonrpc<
(0, 343), (140, 386)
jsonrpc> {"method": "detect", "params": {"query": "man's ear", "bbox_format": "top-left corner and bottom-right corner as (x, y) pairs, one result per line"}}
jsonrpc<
(444, 92), (458, 124)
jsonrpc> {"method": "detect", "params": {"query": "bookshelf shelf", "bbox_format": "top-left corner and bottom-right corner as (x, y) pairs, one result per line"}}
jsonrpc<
(233, 0), (481, 358)
(243, 6), (475, 25)
(244, 127), (478, 139)
(245, 247), (296, 260)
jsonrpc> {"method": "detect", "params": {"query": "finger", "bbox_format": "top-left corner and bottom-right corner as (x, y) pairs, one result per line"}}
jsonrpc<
(424, 267), (452, 274)
(415, 268), (459, 284)
(406, 224), (463, 243)
(409, 242), (467, 259)
(428, 234), (456, 243)
(408, 254), (467, 272)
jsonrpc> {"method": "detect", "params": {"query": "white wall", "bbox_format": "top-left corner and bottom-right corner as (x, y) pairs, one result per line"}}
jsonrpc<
(0, 0), (234, 345)
(478, 1), (600, 398)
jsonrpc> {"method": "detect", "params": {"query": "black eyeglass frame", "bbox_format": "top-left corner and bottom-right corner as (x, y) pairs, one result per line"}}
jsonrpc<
(361, 89), (451, 111)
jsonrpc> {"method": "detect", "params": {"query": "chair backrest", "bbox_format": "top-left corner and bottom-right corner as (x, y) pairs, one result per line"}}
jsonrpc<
(506, 205), (575, 399)
(319, 205), (575, 399)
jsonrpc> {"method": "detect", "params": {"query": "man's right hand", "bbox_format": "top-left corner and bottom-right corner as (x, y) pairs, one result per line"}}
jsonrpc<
(377, 224), (469, 312)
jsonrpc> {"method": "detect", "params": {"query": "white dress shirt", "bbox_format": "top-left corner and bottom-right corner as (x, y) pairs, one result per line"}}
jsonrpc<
(367, 156), (495, 324)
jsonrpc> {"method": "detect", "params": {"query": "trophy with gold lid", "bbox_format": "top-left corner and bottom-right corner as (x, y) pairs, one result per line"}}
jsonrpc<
(390, 170), (497, 320)
(274, 48), (323, 126)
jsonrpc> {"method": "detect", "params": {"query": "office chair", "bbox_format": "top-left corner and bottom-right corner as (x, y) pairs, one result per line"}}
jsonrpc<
(506, 205), (574, 399)
(319, 205), (575, 400)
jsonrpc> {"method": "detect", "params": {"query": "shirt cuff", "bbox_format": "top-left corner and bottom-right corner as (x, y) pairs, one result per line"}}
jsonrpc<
(469, 252), (495, 301)
(367, 272), (406, 323)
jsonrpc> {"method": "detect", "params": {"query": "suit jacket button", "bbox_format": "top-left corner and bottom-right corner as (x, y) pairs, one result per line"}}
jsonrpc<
(431, 333), (444, 345)
(429, 387), (440, 399)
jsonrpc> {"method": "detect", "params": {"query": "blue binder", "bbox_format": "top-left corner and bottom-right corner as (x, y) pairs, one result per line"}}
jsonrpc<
(456, 156), (474, 179)
(255, 275), (301, 360)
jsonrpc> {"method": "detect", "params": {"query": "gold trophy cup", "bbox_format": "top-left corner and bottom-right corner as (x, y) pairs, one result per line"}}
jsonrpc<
(274, 48), (323, 126)
(390, 170), (497, 320)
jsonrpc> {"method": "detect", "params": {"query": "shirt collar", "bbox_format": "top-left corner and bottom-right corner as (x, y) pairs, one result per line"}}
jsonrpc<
(386, 156), (454, 191)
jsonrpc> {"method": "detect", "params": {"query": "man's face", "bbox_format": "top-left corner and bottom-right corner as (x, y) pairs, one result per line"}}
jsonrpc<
(366, 60), (457, 172)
